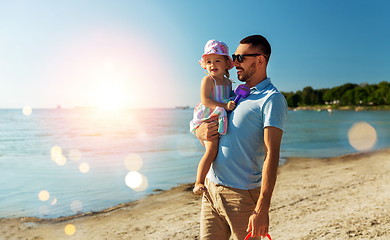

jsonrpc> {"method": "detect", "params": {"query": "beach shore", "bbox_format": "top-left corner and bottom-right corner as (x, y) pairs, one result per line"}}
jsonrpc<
(1, 148), (390, 240)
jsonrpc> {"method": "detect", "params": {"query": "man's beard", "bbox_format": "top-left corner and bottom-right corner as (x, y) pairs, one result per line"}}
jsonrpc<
(237, 62), (256, 82)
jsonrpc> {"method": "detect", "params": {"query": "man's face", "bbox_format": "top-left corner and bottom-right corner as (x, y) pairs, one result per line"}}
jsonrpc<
(233, 44), (259, 83)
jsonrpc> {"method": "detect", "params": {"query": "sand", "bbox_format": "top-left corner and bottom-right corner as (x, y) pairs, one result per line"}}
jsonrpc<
(1, 148), (390, 240)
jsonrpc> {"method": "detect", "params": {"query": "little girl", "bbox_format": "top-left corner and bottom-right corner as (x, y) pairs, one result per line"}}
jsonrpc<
(190, 40), (236, 195)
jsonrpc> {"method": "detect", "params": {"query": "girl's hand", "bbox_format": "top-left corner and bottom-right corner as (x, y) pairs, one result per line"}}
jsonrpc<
(226, 101), (236, 111)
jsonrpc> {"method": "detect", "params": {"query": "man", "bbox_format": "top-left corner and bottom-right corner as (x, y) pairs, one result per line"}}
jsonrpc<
(195, 35), (287, 239)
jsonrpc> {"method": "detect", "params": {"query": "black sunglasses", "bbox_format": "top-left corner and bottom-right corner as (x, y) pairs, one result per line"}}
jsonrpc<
(232, 54), (262, 63)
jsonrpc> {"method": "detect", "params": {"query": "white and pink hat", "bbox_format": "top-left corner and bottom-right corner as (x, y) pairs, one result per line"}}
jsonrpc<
(199, 39), (234, 70)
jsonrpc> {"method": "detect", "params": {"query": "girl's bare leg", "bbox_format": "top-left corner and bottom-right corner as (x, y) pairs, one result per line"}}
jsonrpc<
(193, 138), (219, 194)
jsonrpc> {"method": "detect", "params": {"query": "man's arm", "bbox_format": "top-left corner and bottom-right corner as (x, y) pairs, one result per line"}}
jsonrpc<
(195, 115), (220, 146)
(247, 126), (283, 238)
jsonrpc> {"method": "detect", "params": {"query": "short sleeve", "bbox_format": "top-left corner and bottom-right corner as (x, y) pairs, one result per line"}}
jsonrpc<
(262, 93), (287, 131)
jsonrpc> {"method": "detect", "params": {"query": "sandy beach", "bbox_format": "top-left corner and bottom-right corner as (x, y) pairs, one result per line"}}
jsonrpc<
(1, 148), (390, 240)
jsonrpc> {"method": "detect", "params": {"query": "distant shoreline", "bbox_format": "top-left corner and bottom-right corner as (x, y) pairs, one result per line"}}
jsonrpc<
(289, 105), (390, 111)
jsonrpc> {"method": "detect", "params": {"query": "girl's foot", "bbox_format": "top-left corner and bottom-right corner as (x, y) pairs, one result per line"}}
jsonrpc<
(193, 185), (205, 195)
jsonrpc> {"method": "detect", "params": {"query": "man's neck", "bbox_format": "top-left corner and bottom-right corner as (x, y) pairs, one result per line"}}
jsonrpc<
(247, 74), (268, 88)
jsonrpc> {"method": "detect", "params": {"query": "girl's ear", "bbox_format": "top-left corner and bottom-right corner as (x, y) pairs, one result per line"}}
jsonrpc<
(226, 57), (231, 69)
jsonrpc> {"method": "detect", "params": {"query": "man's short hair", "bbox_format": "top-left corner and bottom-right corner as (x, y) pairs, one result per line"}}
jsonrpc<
(240, 35), (271, 59)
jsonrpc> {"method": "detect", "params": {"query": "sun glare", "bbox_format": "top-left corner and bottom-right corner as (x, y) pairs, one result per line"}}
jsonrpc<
(94, 84), (126, 110)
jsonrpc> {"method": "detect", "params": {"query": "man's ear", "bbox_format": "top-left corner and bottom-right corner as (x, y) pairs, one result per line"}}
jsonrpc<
(259, 55), (269, 67)
(257, 55), (264, 67)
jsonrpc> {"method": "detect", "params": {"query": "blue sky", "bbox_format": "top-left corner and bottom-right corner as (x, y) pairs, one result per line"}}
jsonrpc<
(1, 0), (389, 109)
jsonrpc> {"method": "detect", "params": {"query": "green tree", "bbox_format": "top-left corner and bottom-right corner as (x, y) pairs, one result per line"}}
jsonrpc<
(323, 87), (339, 103)
(354, 87), (369, 105)
(364, 84), (378, 104)
(341, 89), (355, 105)
(287, 94), (301, 107)
(281, 91), (293, 100)
(378, 81), (389, 91)
(302, 87), (314, 105)
(314, 89), (327, 105)
(283, 81), (389, 107)
(385, 91), (390, 104)
(339, 83), (358, 96)
(375, 81), (390, 104)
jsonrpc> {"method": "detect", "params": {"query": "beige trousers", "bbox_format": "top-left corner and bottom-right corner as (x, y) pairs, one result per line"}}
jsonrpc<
(200, 178), (262, 240)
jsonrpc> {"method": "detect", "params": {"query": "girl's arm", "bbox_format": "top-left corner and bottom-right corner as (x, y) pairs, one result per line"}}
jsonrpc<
(200, 76), (229, 110)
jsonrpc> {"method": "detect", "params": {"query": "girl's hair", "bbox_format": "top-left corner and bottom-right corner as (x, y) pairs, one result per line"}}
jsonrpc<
(224, 56), (230, 79)
(224, 69), (230, 79)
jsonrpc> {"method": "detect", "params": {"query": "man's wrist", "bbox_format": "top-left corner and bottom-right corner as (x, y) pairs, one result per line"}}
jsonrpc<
(252, 207), (269, 215)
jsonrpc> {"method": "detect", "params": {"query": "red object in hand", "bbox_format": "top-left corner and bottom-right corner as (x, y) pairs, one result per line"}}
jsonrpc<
(244, 232), (271, 240)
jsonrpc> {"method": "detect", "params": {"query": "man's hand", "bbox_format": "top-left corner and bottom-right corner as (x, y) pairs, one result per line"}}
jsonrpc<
(247, 126), (283, 238)
(246, 209), (269, 238)
(195, 115), (219, 143)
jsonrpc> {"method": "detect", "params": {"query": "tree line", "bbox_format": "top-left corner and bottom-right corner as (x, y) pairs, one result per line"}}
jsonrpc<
(281, 81), (390, 108)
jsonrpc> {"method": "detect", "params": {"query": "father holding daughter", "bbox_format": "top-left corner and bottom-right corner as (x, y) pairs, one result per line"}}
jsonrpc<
(194, 35), (287, 239)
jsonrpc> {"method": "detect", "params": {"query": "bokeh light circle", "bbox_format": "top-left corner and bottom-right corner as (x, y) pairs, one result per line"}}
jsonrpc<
(22, 106), (32, 116)
(51, 146), (62, 161)
(348, 121), (377, 151)
(133, 174), (148, 192)
(125, 154), (143, 171)
(55, 155), (67, 166)
(125, 171), (142, 188)
(70, 200), (83, 213)
(125, 171), (148, 192)
(39, 190), (50, 201)
(79, 163), (90, 173)
(69, 149), (82, 161)
(65, 224), (76, 235)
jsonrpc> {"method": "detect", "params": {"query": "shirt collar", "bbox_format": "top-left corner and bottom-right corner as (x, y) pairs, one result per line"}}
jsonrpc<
(250, 78), (271, 93)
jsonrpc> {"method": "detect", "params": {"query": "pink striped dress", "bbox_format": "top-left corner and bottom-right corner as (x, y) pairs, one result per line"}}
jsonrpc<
(190, 81), (231, 135)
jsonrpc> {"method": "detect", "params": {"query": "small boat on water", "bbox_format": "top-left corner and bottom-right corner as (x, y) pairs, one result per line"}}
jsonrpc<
(176, 106), (189, 109)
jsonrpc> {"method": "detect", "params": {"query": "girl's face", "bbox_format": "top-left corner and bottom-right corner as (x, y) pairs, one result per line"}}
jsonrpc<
(204, 54), (229, 78)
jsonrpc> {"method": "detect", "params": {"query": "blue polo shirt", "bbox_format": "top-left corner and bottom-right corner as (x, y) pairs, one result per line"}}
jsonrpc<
(206, 78), (287, 190)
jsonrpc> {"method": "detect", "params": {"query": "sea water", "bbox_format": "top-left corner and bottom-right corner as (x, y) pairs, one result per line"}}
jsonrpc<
(282, 109), (390, 158)
(0, 108), (389, 218)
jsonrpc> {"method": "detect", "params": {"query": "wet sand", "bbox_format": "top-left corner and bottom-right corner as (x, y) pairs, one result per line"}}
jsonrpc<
(1, 148), (390, 239)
